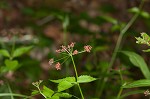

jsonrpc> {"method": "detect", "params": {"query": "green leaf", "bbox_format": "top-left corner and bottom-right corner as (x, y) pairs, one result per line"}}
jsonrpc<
(42, 86), (54, 98)
(128, 7), (150, 19)
(128, 7), (139, 13)
(122, 51), (150, 79)
(100, 15), (118, 24)
(122, 79), (150, 88)
(5, 59), (19, 71)
(12, 46), (33, 58)
(50, 77), (76, 83)
(59, 93), (72, 98)
(51, 95), (59, 99)
(0, 49), (10, 57)
(31, 90), (39, 95)
(143, 49), (150, 52)
(77, 75), (97, 83)
(120, 90), (144, 98)
(54, 93), (72, 98)
(57, 81), (74, 92)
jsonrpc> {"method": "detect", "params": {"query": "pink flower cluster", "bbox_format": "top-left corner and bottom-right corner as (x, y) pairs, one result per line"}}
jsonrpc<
(49, 59), (61, 70)
(84, 45), (92, 52)
(55, 42), (75, 54)
(49, 42), (92, 70)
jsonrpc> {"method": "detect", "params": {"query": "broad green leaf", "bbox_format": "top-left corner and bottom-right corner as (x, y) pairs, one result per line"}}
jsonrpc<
(31, 90), (39, 95)
(54, 93), (72, 98)
(5, 59), (19, 71)
(42, 86), (54, 98)
(51, 95), (59, 99)
(122, 79), (150, 88)
(57, 81), (74, 92)
(12, 46), (33, 58)
(122, 51), (150, 79)
(135, 32), (150, 46)
(77, 75), (97, 83)
(120, 90), (144, 98)
(50, 77), (76, 83)
(0, 49), (10, 57)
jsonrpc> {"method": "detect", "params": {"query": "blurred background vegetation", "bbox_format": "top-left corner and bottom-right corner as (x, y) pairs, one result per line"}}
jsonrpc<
(0, 0), (150, 99)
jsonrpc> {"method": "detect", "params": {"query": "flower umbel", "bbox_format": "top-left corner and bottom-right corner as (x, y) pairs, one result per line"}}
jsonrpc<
(49, 42), (92, 70)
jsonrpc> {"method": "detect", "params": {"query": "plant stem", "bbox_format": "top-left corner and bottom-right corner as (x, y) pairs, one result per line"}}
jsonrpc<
(70, 55), (84, 99)
(97, 0), (145, 97)
(62, 21), (69, 76)
(117, 88), (123, 99)
(118, 70), (123, 85)
(70, 55), (78, 78)
(63, 27), (67, 45)
(0, 93), (29, 98)
(10, 36), (16, 60)
(117, 70), (123, 99)
(7, 83), (14, 99)
(37, 87), (46, 98)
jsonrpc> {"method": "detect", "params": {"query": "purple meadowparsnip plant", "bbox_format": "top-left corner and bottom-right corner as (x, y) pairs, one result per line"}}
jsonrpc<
(48, 42), (93, 99)
(32, 42), (96, 99)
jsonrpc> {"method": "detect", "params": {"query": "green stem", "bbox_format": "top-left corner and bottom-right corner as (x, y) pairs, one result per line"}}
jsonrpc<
(97, 0), (145, 97)
(117, 70), (123, 99)
(63, 27), (67, 45)
(0, 93), (29, 98)
(119, 70), (123, 84)
(63, 26), (70, 76)
(37, 87), (46, 98)
(70, 55), (84, 99)
(10, 36), (16, 60)
(7, 83), (14, 99)
(70, 55), (78, 78)
(54, 55), (69, 62)
(117, 88), (123, 99)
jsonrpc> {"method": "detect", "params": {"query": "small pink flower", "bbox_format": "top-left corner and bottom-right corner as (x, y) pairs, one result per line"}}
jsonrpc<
(67, 45), (71, 49)
(61, 45), (67, 52)
(70, 42), (75, 48)
(73, 50), (78, 55)
(84, 45), (92, 52)
(49, 59), (54, 65)
(55, 62), (61, 70)
(56, 49), (61, 53)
